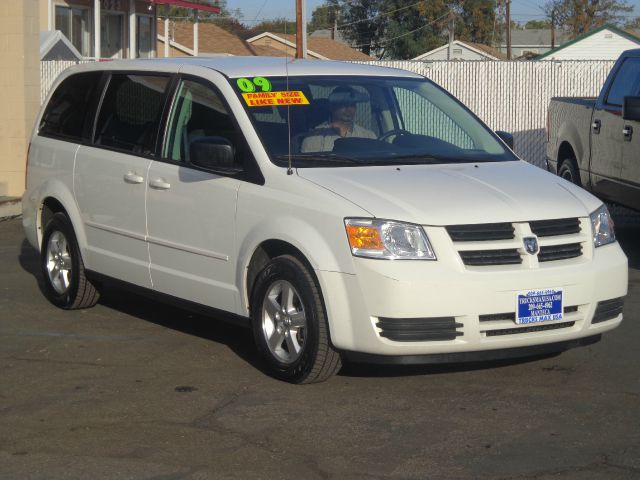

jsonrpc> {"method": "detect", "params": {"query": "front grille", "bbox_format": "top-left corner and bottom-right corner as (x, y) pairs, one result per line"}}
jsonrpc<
(479, 305), (579, 323)
(376, 317), (463, 342)
(538, 243), (583, 262)
(446, 223), (514, 242)
(447, 218), (586, 268)
(459, 249), (522, 266)
(530, 218), (581, 237)
(485, 321), (575, 336)
(592, 298), (624, 323)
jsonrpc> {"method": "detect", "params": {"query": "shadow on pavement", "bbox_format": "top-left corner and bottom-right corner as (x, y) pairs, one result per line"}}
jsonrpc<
(615, 225), (640, 270)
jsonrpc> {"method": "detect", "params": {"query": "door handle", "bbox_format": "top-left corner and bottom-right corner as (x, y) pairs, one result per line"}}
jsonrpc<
(592, 119), (601, 134)
(149, 178), (171, 190)
(123, 172), (144, 184)
(623, 125), (633, 141)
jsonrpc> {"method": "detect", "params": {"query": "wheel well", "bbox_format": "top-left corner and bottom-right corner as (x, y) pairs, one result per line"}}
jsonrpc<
(40, 198), (67, 237)
(246, 240), (314, 308)
(557, 142), (576, 166)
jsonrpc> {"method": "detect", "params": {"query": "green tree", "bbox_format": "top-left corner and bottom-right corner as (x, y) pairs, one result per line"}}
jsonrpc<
(625, 17), (640, 29)
(382, 0), (451, 59)
(543, 0), (633, 37)
(335, 0), (388, 56)
(455, 0), (498, 45)
(309, 1), (340, 33)
(524, 19), (551, 29)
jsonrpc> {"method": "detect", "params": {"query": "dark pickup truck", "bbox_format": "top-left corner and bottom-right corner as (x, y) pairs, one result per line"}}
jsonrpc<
(546, 49), (640, 211)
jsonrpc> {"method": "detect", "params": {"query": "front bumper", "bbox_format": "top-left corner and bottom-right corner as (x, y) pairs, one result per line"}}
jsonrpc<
(318, 241), (627, 357)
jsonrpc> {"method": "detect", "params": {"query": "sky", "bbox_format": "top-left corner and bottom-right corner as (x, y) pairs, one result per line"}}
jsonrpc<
(225, 0), (640, 25)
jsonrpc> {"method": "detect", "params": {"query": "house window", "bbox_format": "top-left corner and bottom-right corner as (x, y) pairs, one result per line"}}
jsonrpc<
(137, 15), (154, 58)
(101, 13), (124, 59)
(55, 5), (91, 57)
(453, 48), (463, 58)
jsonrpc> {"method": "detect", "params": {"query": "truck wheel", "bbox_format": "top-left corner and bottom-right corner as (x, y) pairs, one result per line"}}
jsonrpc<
(558, 160), (581, 186)
(250, 255), (342, 384)
(41, 212), (100, 310)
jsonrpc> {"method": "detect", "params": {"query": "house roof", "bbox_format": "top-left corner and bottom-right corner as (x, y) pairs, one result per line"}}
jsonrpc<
(536, 24), (640, 59)
(158, 20), (260, 56)
(412, 40), (506, 61)
(503, 29), (572, 47)
(247, 32), (372, 61)
(40, 30), (83, 60)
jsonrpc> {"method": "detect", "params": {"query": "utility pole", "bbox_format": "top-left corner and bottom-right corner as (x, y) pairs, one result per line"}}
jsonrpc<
(551, 8), (556, 49)
(447, 9), (455, 60)
(295, 0), (307, 59)
(506, 0), (512, 60)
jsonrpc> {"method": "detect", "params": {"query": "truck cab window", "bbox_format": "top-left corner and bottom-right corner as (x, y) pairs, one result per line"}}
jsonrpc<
(606, 58), (640, 106)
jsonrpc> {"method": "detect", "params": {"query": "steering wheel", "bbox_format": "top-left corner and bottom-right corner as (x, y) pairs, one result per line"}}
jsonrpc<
(378, 129), (411, 143)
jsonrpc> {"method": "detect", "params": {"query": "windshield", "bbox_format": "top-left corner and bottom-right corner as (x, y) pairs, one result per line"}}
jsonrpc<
(232, 75), (517, 167)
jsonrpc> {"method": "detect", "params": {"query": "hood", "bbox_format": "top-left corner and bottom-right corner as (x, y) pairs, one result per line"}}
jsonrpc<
(297, 161), (601, 225)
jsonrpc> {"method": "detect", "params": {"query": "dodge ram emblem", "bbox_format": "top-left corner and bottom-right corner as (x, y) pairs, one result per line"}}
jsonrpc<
(523, 236), (539, 255)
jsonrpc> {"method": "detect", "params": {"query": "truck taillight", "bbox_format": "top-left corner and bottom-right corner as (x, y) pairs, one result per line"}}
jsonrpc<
(546, 111), (551, 143)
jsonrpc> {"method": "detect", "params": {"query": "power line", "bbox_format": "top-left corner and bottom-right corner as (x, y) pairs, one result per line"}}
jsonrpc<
(337, 0), (429, 29)
(351, 11), (450, 49)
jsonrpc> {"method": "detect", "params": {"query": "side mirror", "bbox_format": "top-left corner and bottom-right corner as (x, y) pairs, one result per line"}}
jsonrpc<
(496, 131), (514, 150)
(623, 96), (640, 122)
(189, 136), (243, 173)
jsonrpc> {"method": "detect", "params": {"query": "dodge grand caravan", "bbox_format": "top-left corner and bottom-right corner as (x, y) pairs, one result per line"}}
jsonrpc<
(23, 58), (628, 383)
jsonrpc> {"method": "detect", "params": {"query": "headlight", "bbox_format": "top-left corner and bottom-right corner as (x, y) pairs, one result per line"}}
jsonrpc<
(590, 204), (616, 247)
(344, 218), (436, 260)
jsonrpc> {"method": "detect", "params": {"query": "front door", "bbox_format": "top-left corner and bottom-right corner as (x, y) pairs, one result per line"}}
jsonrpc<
(74, 73), (170, 288)
(591, 57), (640, 201)
(146, 78), (242, 312)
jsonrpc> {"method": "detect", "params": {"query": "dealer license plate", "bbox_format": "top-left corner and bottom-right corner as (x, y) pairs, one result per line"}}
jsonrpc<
(516, 288), (563, 324)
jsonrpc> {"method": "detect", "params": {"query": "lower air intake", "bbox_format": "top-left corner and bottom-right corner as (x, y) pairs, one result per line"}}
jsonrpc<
(376, 317), (463, 342)
(592, 298), (624, 323)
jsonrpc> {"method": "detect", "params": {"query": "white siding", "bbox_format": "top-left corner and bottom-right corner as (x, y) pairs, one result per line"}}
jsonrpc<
(541, 29), (640, 60)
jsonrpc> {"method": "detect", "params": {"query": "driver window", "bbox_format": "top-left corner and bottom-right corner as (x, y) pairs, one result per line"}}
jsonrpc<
(164, 79), (237, 163)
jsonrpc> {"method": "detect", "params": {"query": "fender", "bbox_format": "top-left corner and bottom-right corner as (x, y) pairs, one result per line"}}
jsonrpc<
(235, 214), (357, 315)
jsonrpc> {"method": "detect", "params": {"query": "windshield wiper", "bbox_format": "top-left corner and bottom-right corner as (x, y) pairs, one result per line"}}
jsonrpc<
(274, 153), (362, 165)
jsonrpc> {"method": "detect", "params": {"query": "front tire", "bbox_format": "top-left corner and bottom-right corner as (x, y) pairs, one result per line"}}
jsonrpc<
(41, 212), (99, 309)
(250, 255), (341, 384)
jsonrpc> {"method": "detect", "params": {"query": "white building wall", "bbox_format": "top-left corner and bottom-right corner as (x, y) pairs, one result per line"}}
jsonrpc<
(542, 29), (640, 60)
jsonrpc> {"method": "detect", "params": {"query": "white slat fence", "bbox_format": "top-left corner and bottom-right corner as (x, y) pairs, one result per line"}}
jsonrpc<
(41, 60), (615, 166)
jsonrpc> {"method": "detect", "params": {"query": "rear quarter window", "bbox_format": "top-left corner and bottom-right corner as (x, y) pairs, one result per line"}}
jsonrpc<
(39, 71), (102, 141)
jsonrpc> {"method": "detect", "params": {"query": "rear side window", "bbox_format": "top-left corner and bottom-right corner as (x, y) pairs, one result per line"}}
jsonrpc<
(39, 72), (102, 141)
(94, 74), (170, 154)
(606, 58), (640, 106)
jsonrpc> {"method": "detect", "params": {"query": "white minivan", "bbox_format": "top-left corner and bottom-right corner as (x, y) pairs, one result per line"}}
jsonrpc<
(23, 58), (628, 383)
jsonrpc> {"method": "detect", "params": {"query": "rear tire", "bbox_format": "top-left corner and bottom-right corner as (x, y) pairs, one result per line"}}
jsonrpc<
(558, 159), (581, 186)
(250, 255), (342, 384)
(41, 212), (100, 310)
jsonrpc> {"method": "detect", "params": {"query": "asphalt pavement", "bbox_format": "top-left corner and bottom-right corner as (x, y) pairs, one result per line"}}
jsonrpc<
(1, 215), (639, 480)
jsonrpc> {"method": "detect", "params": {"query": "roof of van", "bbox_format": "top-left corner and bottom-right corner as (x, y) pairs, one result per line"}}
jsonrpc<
(70, 56), (423, 79)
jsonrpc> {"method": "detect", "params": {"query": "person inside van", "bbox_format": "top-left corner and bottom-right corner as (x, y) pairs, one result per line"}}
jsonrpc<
(301, 86), (376, 152)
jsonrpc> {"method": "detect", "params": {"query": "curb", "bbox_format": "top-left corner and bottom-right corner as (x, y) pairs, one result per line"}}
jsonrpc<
(0, 197), (21, 220)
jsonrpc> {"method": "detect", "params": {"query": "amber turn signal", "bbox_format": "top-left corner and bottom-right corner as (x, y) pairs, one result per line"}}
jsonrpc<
(346, 224), (384, 251)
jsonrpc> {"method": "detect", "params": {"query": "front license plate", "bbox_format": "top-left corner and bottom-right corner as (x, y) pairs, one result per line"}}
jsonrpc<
(516, 288), (563, 324)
